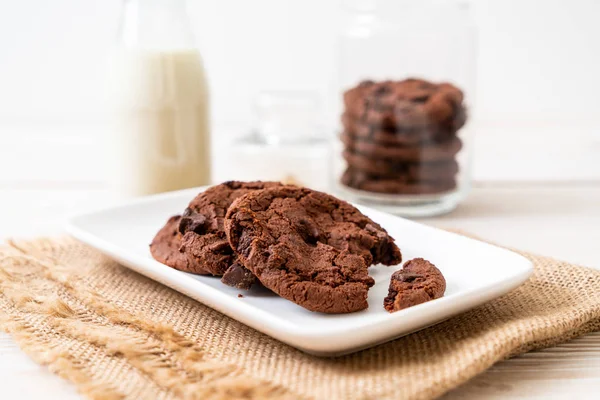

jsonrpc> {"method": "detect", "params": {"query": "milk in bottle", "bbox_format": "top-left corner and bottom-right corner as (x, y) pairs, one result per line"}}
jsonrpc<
(107, 0), (210, 197)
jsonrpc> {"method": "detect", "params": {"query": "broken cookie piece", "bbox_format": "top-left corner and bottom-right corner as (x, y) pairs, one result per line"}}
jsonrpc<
(383, 258), (446, 312)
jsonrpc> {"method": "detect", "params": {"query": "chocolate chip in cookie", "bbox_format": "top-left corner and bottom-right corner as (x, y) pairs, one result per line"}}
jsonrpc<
(221, 262), (256, 290)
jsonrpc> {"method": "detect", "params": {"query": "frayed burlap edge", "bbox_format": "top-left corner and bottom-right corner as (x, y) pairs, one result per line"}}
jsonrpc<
(0, 239), (299, 400)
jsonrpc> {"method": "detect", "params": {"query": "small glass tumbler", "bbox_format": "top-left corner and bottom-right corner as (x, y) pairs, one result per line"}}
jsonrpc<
(225, 92), (331, 191)
(333, 0), (476, 216)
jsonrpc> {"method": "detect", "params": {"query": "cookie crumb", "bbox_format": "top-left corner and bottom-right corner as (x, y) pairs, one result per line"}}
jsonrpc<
(237, 294), (244, 298)
(282, 175), (302, 186)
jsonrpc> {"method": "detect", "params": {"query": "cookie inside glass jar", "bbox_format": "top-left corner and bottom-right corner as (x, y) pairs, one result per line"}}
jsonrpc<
(340, 78), (467, 196)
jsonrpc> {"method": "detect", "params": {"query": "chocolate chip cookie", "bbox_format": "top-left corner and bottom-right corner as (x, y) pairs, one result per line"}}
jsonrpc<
(341, 112), (456, 145)
(341, 153), (459, 180)
(150, 181), (281, 283)
(225, 186), (402, 313)
(341, 168), (457, 195)
(383, 258), (446, 312)
(343, 79), (466, 131)
(341, 133), (462, 162)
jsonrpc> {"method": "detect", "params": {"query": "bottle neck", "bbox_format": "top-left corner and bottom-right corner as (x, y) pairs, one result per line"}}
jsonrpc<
(117, 0), (195, 49)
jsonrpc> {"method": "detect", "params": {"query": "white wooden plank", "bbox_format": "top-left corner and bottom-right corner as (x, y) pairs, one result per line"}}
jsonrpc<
(0, 333), (82, 400)
(445, 334), (600, 399)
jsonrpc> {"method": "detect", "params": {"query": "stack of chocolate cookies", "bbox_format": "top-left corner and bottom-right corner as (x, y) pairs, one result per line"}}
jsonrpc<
(340, 78), (467, 195)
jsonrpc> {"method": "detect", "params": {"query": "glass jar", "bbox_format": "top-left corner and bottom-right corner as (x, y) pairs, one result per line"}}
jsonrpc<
(223, 92), (331, 191)
(333, 0), (476, 216)
(106, 0), (211, 198)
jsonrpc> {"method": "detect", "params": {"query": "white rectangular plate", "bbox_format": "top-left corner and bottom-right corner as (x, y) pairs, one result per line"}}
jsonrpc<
(66, 187), (533, 356)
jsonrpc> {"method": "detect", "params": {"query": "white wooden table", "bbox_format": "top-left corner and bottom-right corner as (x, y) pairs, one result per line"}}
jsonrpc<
(1, 184), (599, 399)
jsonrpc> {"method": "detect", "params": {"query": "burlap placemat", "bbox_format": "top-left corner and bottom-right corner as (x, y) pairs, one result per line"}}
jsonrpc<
(1, 235), (599, 400)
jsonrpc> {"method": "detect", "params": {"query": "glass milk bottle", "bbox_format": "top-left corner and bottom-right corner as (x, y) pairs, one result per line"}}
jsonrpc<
(106, 0), (211, 197)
